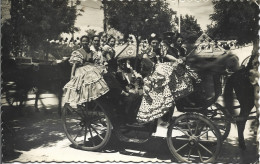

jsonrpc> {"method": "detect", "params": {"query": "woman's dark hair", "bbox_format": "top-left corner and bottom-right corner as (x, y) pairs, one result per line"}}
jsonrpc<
(175, 32), (181, 38)
(80, 35), (89, 42)
(107, 35), (116, 44)
(92, 35), (100, 41)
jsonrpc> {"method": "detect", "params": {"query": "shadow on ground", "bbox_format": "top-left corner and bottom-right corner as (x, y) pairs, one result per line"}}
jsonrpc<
(103, 134), (175, 162)
(217, 120), (259, 163)
(2, 104), (65, 162)
(2, 102), (259, 163)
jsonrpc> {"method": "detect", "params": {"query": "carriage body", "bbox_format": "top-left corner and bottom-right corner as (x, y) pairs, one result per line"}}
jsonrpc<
(2, 57), (68, 109)
(61, 54), (230, 163)
(2, 57), (38, 108)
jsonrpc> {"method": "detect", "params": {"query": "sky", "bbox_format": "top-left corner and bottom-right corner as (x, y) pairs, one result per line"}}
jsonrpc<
(71, 0), (214, 36)
(167, 0), (214, 31)
(1, 0), (214, 37)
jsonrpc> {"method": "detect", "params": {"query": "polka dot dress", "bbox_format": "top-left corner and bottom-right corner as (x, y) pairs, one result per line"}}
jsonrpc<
(136, 62), (194, 123)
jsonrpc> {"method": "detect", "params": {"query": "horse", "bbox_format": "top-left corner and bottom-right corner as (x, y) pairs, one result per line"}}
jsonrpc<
(32, 58), (71, 115)
(223, 53), (259, 150)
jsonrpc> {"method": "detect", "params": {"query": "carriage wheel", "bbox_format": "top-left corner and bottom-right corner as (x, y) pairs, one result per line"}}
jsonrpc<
(166, 113), (222, 163)
(62, 102), (112, 151)
(5, 82), (27, 109)
(207, 103), (231, 141)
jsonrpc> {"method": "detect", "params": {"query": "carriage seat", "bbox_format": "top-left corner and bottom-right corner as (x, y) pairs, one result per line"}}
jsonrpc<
(176, 71), (222, 112)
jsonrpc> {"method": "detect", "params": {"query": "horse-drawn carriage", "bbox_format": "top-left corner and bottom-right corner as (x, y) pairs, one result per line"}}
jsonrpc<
(2, 57), (71, 112)
(61, 53), (235, 163)
(2, 57), (37, 108)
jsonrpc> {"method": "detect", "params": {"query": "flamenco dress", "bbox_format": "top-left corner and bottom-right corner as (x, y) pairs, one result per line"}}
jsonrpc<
(63, 48), (109, 105)
(136, 47), (196, 123)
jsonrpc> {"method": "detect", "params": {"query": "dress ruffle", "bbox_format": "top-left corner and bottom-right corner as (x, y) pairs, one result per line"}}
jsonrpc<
(63, 64), (109, 104)
(136, 62), (194, 123)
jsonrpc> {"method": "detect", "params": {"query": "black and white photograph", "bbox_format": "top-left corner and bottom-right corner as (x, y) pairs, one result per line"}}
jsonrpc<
(1, 0), (259, 163)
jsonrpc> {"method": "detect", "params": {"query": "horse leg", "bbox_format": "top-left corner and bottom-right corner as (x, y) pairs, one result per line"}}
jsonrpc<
(236, 119), (247, 150)
(57, 91), (62, 116)
(34, 90), (40, 112)
(236, 105), (253, 150)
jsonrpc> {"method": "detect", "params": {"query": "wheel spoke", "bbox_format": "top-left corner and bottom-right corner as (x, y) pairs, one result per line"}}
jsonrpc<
(195, 122), (206, 136)
(93, 104), (98, 111)
(175, 126), (191, 137)
(194, 120), (199, 135)
(79, 105), (88, 118)
(67, 105), (85, 119)
(188, 148), (192, 161)
(74, 126), (84, 141)
(198, 143), (213, 155)
(186, 119), (193, 135)
(197, 128), (211, 138)
(88, 127), (95, 147)
(176, 143), (189, 153)
(84, 126), (87, 144)
(197, 149), (204, 162)
(90, 125), (104, 140)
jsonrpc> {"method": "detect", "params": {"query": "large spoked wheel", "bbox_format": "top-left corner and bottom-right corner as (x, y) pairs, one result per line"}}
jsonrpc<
(207, 103), (231, 141)
(62, 102), (112, 151)
(167, 113), (222, 163)
(5, 82), (27, 109)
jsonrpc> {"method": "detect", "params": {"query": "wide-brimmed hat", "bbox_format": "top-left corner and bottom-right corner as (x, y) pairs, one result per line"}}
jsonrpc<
(148, 33), (161, 44)
(163, 31), (177, 39)
(162, 31), (178, 44)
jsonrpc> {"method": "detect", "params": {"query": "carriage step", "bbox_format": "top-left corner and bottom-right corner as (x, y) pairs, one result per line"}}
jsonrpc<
(114, 130), (149, 143)
(86, 111), (105, 116)
(232, 116), (257, 121)
(126, 123), (148, 128)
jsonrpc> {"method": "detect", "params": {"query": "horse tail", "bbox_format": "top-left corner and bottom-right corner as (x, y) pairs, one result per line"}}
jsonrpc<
(223, 74), (235, 115)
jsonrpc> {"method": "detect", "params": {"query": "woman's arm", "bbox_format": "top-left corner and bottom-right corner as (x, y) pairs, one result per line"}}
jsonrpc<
(165, 54), (178, 62)
(70, 63), (77, 79)
(105, 52), (112, 61)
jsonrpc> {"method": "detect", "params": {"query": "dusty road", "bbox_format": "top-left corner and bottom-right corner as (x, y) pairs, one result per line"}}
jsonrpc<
(1, 92), (258, 163)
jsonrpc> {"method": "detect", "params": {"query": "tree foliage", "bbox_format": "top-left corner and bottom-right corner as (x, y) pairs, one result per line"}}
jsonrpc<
(174, 14), (202, 44)
(207, 1), (259, 44)
(8, 0), (80, 57)
(2, 20), (13, 59)
(104, 0), (175, 40)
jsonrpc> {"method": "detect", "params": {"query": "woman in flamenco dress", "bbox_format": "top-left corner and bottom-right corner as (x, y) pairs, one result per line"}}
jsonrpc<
(63, 35), (109, 106)
(136, 32), (198, 123)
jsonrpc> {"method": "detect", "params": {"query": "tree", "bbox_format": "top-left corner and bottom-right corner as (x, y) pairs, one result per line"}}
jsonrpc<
(104, 0), (175, 40)
(2, 20), (13, 60)
(174, 14), (203, 44)
(9, 0), (80, 59)
(207, 1), (259, 44)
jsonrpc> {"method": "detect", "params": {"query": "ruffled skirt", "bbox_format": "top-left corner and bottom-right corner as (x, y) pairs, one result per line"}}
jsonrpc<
(63, 64), (109, 105)
(136, 62), (194, 123)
